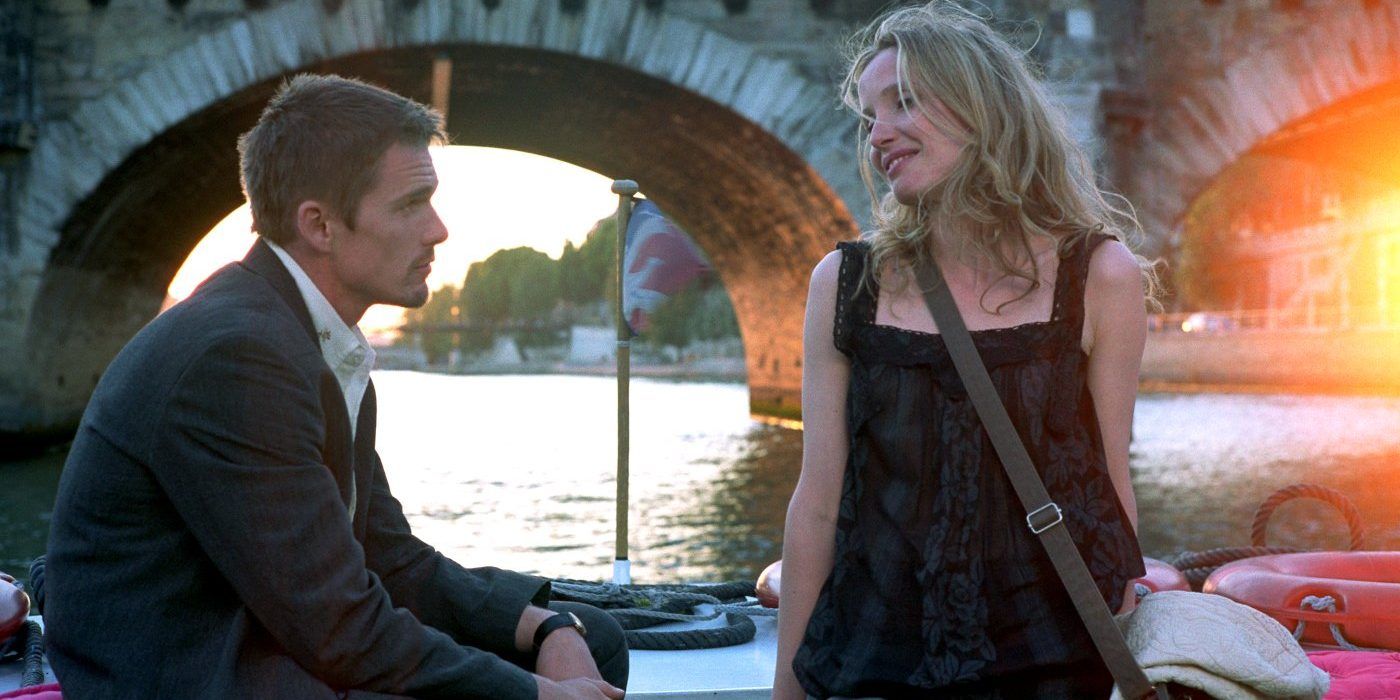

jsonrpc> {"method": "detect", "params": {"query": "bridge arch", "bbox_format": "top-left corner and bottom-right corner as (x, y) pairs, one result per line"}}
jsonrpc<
(1132, 1), (1400, 258)
(8, 0), (861, 437)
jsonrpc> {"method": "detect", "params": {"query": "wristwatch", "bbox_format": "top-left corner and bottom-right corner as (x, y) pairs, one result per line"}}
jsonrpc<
(532, 611), (588, 652)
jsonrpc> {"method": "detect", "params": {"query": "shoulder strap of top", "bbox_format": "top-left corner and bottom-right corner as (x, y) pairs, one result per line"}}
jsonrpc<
(1044, 232), (1118, 436)
(1052, 232), (1117, 328)
(832, 240), (871, 356)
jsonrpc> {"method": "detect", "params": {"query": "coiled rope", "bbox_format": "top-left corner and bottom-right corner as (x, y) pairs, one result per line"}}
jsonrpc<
(0, 619), (44, 688)
(549, 579), (772, 651)
(1250, 484), (1365, 551)
(1167, 484), (1365, 589)
(18, 620), (43, 688)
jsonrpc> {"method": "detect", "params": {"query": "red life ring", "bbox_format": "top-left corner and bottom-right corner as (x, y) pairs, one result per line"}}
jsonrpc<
(0, 573), (29, 645)
(1204, 551), (1400, 650)
(754, 557), (1186, 609)
(1133, 557), (1190, 594)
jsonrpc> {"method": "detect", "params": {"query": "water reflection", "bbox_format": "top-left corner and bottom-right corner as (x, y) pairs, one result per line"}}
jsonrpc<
(0, 452), (62, 580)
(1132, 393), (1400, 555)
(642, 424), (801, 582)
(1, 376), (1397, 589)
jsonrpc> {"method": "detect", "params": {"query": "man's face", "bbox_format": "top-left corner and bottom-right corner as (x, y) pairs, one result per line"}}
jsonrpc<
(330, 143), (448, 311)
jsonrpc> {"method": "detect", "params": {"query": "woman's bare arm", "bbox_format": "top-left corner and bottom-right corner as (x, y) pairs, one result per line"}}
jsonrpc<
(773, 250), (851, 700)
(1082, 239), (1148, 614)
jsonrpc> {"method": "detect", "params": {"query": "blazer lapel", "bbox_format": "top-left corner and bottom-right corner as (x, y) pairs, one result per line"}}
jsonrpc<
(242, 238), (360, 517)
(351, 380), (378, 539)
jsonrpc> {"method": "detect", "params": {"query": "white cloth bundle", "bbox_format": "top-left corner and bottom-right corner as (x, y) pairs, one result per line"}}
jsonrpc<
(1111, 591), (1331, 700)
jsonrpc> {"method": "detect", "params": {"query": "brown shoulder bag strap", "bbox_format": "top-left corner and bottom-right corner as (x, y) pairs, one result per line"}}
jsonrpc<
(913, 261), (1166, 700)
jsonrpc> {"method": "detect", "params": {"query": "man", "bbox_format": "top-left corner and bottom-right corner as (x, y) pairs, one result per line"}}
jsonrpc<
(45, 74), (626, 700)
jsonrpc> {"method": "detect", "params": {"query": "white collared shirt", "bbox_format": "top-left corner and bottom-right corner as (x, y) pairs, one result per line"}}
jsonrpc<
(265, 240), (375, 518)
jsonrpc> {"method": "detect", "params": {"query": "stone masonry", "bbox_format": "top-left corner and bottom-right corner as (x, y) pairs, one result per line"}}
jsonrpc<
(2, 0), (1396, 442)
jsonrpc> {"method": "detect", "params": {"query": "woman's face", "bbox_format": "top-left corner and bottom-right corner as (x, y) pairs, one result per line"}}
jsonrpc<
(856, 47), (966, 206)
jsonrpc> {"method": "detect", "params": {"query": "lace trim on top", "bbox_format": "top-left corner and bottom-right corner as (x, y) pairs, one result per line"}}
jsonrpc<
(833, 235), (1109, 434)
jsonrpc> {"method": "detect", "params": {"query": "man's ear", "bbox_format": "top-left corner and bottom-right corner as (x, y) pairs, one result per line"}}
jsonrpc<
(294, 200), (337, 254)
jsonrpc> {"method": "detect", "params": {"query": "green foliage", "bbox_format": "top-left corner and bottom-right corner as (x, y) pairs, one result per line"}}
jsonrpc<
(558, 218), (618, 305)
(644, 283), (700, 352)
(401, 284), (461, 364)
(463, 247), (560, 322)
(462, 259), (508, 325)
(692, 282), (740, 341)
(508, 248), (560, 321)
(643, 282), (738, 354)
(445, 214), (740, 358)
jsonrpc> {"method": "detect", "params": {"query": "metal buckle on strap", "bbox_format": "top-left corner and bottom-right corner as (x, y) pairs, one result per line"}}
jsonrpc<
(1026, 502), (1063, 534)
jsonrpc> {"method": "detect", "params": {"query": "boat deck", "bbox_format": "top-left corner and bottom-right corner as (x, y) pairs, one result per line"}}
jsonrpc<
(628, 609), (776, 699)
(1, 613), (777, 697)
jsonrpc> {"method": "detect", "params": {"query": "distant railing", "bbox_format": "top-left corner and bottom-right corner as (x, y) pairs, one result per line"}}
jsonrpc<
(1149, 306), (1400, 334)
(399, 320), (572, 335)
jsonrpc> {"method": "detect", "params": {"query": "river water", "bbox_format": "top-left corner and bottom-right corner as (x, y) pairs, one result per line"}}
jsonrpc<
(2, 372), (1398, 586)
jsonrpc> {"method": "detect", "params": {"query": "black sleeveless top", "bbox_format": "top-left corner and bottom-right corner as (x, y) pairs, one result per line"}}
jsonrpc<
(792, 234), (1145, 699)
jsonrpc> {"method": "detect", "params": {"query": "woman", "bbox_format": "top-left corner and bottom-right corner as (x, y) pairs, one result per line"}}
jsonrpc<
(773, 3), (1157, 698)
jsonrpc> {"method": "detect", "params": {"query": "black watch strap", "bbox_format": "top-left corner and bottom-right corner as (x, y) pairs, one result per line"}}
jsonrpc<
(532, 611), (586, 652)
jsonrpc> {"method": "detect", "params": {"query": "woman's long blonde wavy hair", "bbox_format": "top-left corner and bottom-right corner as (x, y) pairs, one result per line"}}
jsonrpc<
(842, 2), (1157, 310)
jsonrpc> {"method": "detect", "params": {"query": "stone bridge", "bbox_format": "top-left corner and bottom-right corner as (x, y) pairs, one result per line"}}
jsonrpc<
(1, 0), (1397, 443)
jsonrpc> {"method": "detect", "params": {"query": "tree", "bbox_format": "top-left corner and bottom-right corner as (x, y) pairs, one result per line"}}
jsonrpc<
(462, 259), (510, 327)
(692, 283), (740, 341)
(503, 247), (559, 322)
(402, 284), (461, 365)
(640, 277), (741, 359)
(564, 217), (617, 305)
(461, 247), (564, 360)
(643, 282), (700, 357)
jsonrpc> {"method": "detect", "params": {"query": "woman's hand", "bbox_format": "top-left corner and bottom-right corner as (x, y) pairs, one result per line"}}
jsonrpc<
(1117, 580), (1139, 615)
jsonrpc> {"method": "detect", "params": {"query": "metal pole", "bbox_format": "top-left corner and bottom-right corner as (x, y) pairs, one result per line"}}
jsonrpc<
(610, 179), (638, 585)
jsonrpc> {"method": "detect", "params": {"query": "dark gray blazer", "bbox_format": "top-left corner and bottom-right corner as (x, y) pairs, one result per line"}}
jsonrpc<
(46, 240), (549, 699)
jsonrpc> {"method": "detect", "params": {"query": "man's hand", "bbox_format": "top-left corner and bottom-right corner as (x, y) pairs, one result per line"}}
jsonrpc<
(518, 605), (622, 698)
(535, 677), (624, 699)
(535, 626), (602, 683)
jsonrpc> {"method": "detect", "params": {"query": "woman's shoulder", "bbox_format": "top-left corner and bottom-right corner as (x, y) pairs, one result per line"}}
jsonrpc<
(832, 239), (873, 276)
(1083, 235), (1141, 293)
(811, 239), (872, 288)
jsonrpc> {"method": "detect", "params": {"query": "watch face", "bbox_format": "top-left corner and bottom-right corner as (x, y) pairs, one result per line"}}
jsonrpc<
(568, 612), (587, 637)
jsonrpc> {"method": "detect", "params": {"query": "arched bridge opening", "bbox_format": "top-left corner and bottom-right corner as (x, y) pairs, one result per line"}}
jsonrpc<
(24, 44), (857, 439)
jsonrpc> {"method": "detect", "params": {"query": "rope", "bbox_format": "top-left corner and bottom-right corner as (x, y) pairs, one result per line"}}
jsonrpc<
(1, 619), (46, 688)
(1170, 547), (1299, 589)
(714, 600), (777, 618)
(548, 578), (763, 650)
(1292, 595), (1385, 652)
(1251, 484), (1365, 550)
(19, 620), (43, 688)
(624, 613), (755, 651)
(1166, 483), (1365, 590)
(1169, 546), (1300, 571)
(26, 556), (44, 616)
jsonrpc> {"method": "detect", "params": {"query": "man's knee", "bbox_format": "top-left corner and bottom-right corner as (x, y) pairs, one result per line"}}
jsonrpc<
(547, 601), (628, 689)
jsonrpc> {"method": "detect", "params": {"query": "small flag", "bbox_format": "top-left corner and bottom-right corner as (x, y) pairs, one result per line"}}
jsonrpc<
(622, 201), (710, 335)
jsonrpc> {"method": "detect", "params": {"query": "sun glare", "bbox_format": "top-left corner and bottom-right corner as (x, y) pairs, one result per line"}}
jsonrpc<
(1368, 192), (1400, 327)
(166, 146), (619, 334)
